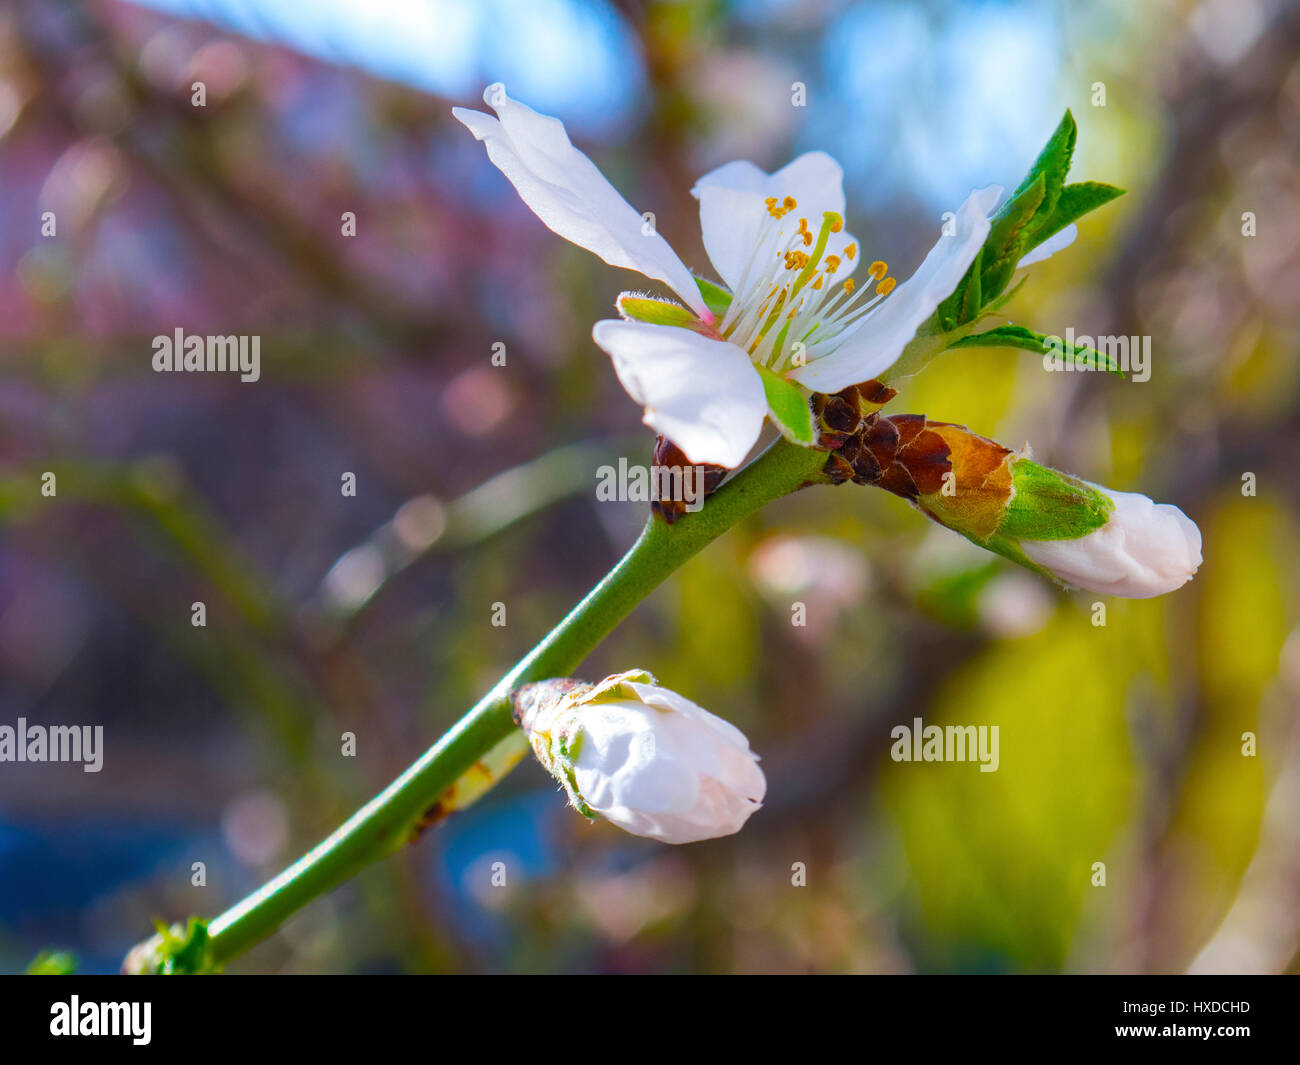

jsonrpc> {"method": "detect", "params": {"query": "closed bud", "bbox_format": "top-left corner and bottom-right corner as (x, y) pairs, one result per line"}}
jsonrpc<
(846, 414), (1202, 598)
(513, 670), (765, 844)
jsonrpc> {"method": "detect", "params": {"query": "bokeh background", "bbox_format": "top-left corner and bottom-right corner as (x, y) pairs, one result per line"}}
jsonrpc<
(2, 0), (1299, 974)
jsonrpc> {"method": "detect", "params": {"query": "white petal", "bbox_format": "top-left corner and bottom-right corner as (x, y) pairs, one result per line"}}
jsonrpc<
(624, 679), (753, 750)
(1020, 489), (1203, 598)
(568, 694), (764, 844)
(453, 84), (708, 319)
(695, 150), (846, 209)
(591, 320), (767, 468)
(692, 151), (847, 292)
(787, 184), (1004, 394)
(1016, 223), (1077, 268)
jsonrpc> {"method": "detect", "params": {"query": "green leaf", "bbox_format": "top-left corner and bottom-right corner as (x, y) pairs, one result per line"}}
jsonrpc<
(616, 293), (701, 329)
(978, 174), (1046, 303)
(987, 174), (1046, 262)
(695, 276), (733, 319)
(755, 366), (815, 446)
(1026, 180), (1126, 248)
(1012, 109), (1077, 228)
(949, 324), (1124, 376)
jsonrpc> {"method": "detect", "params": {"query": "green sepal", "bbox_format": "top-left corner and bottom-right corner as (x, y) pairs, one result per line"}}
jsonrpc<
(695, 276), (733, 319)
(755, 366), (816, 446)
(997, 460), (1114, 542)
(585, 668), (655, 704)
(975, 529), (1062, 583)
(616, 292), (701, 330)
(949, 324), (1124, 375)
(920, 504), (1057, 583)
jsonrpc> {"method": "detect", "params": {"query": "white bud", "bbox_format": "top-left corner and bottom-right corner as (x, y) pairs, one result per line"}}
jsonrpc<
(1020, 488), (1202, 598)
(517, 671), (765, 844)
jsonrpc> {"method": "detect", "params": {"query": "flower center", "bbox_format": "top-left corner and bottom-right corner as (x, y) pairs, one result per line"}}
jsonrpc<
(718, 198), (895, 373)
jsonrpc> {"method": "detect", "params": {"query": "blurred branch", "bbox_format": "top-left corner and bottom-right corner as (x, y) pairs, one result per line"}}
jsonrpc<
(0, 457), (283, 633)
(15, 0), (456, 353)
(307, 436), (641, 638)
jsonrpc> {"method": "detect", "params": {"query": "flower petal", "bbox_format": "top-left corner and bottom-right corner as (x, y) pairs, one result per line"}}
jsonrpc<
(787, 184), (1004, 394)
(453, 84), (708, 318)
(1016, 223), (1078, 268)
(695, 151), (846, 210)
(692, 151), (848, 292)
(591, 320), (767, 468)
(1020, 488), (1203, 598)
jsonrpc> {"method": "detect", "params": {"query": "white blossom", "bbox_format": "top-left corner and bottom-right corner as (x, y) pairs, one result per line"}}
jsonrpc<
(455, 83), (1005, 467)
(518, 671), (765, 844)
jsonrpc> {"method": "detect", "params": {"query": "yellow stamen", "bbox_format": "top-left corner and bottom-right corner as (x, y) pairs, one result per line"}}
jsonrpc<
(876, 276), (896, 296)
(843, 279), (855, 294)
(823, 254), (841, 274)
(868, 260), (888, 280)
(789, 211), (842, 298)
(844, 243), (857, 260)
(812, 276), (824, 289)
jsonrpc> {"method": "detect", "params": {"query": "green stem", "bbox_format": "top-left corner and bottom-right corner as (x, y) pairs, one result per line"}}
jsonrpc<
(200, 437), (829, 967)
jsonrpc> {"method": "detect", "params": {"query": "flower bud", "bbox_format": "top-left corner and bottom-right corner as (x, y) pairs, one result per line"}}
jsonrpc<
(842, 414), (1202, 598)
(1014, 484), (1202, 598)
(513, 670), (765, 844)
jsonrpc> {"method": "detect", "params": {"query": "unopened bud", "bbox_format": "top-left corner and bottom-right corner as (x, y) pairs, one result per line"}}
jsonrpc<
(844, 414), (1202, 598)
(513, 670), (765, 844)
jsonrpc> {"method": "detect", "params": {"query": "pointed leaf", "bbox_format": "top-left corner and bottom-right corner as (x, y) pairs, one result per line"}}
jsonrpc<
(1012, 109), (1077, 225)
(949, 324), (1124, 376)
(1026, 181), (1126, 249)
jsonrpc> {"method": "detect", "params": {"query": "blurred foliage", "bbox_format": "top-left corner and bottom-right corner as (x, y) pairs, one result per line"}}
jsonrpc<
(1, 0), (1298, 974)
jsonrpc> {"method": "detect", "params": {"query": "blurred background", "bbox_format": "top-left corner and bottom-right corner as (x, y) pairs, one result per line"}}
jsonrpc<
(1, 0), (1298, 974)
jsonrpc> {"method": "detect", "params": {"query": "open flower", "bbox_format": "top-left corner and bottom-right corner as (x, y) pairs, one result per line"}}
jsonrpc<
(455, 84), (1072, 468)
(514, 670), (765, 844)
